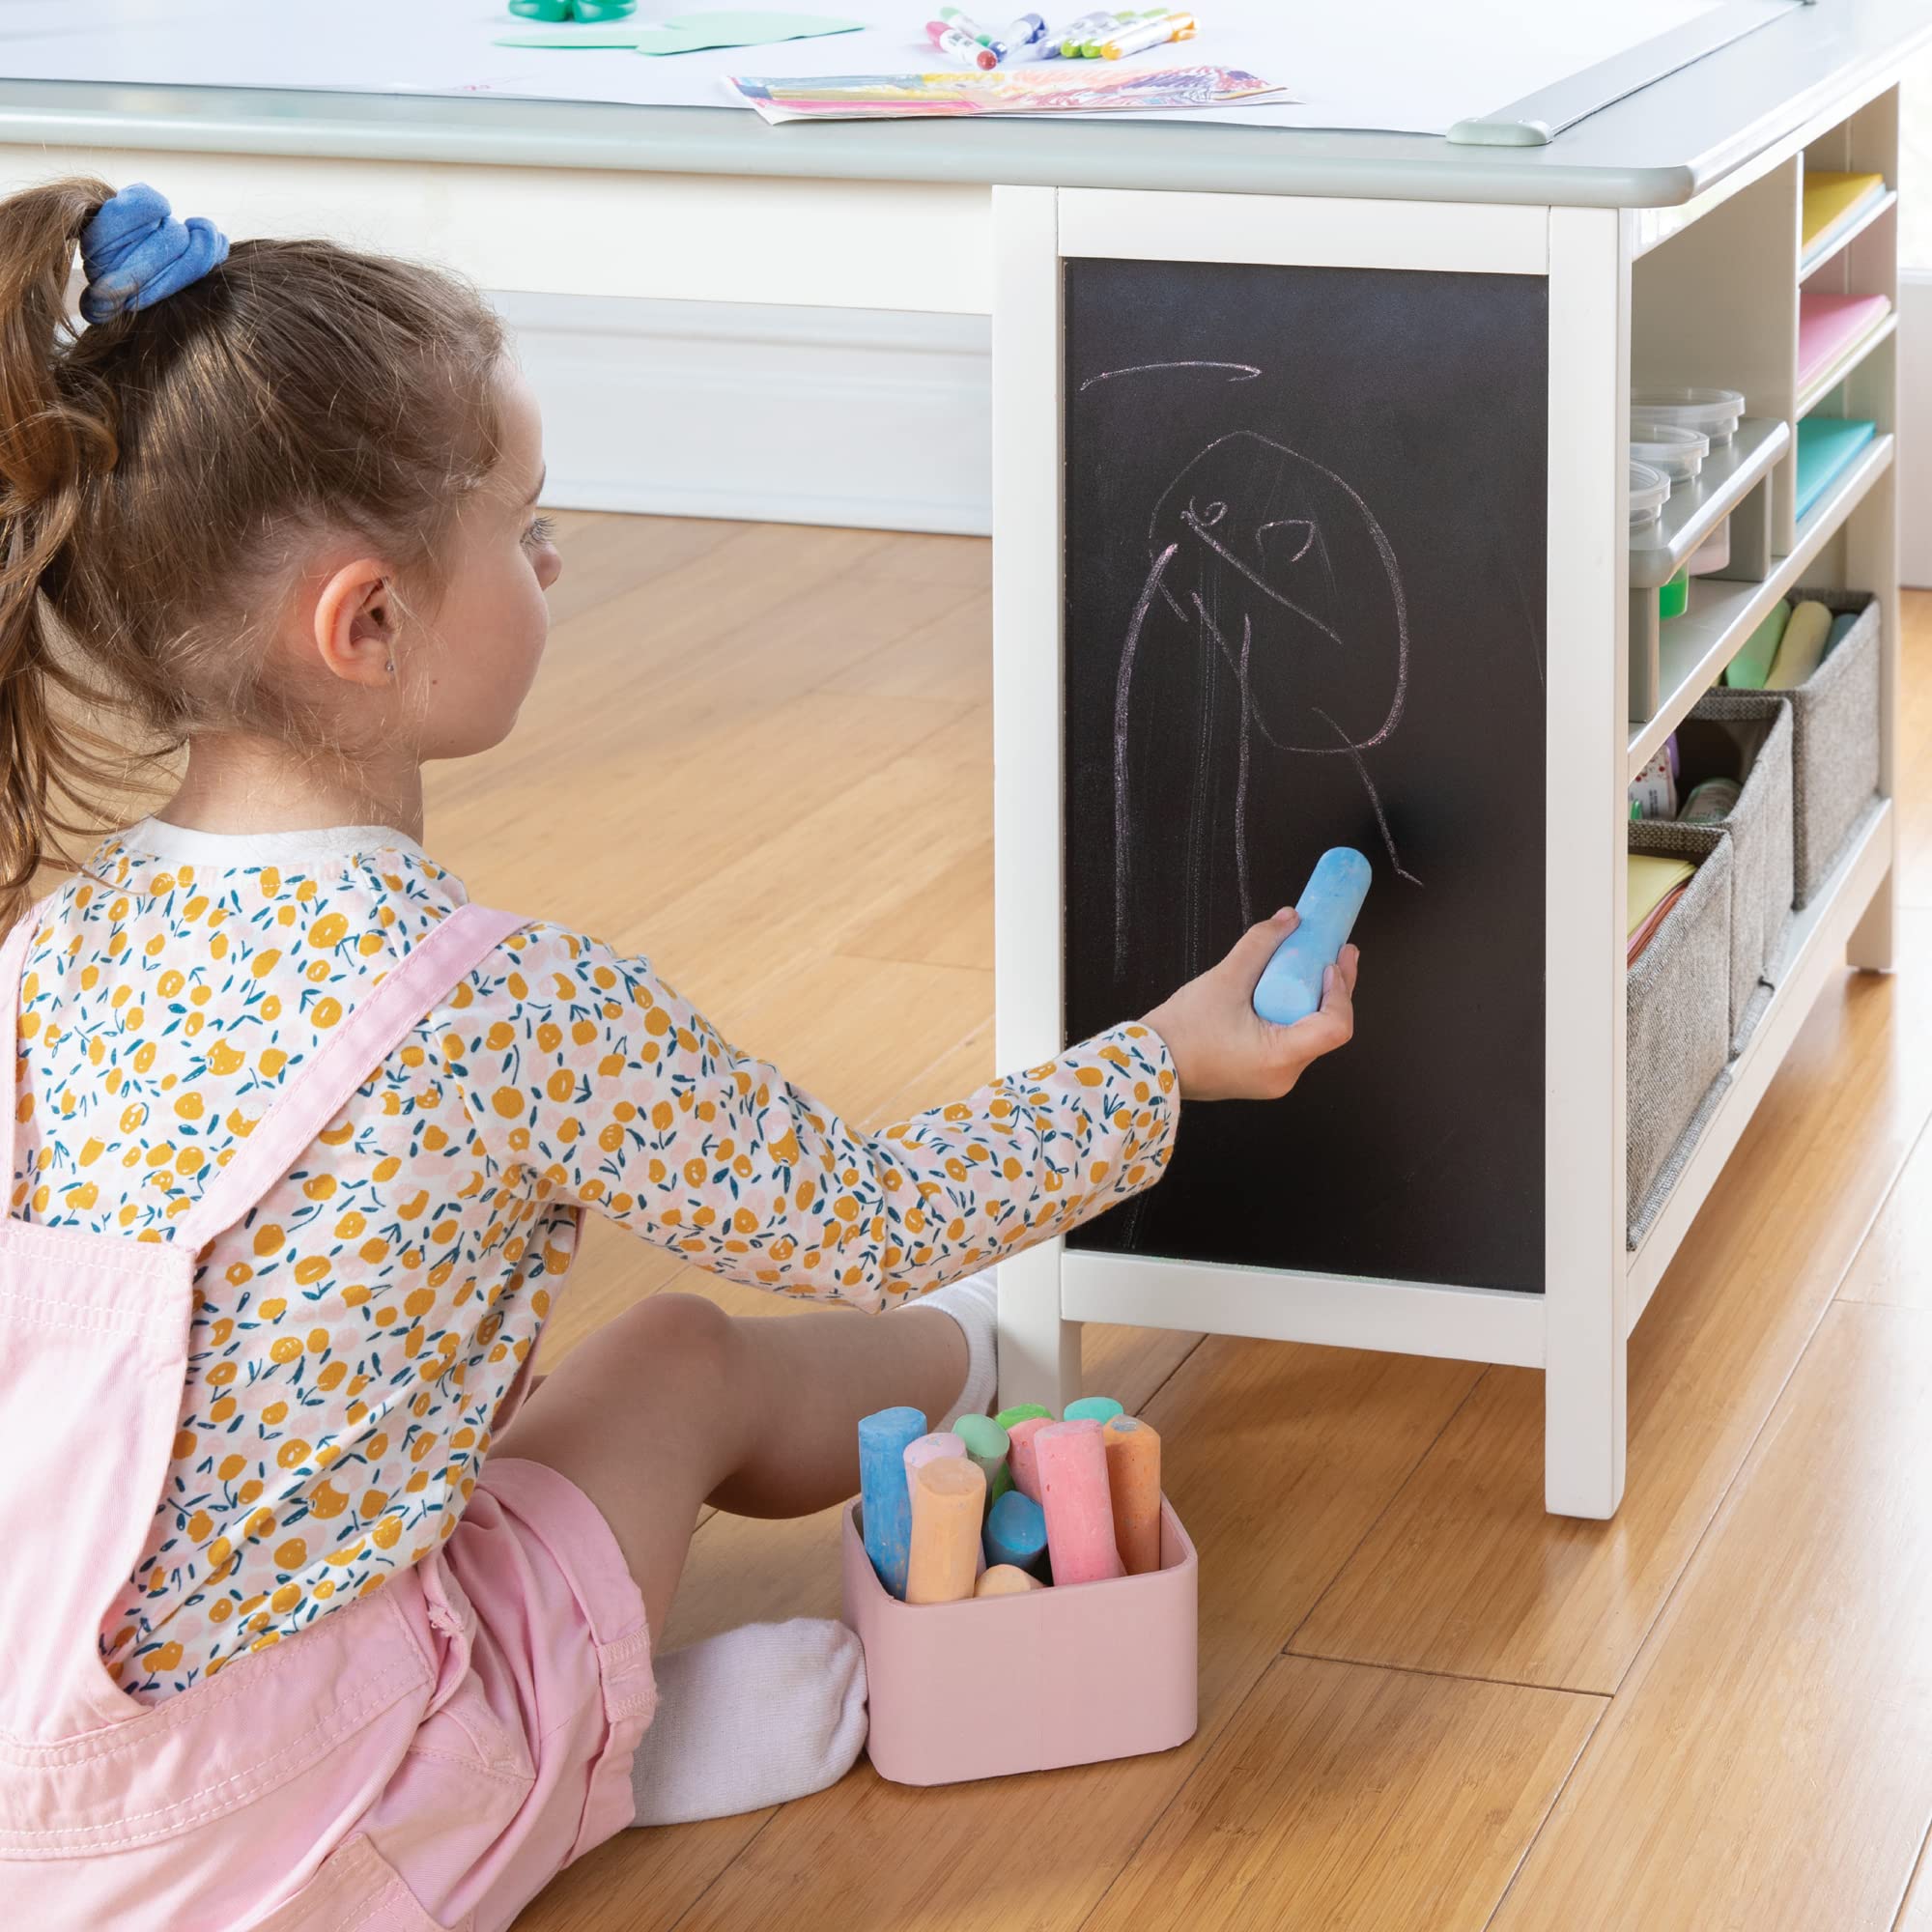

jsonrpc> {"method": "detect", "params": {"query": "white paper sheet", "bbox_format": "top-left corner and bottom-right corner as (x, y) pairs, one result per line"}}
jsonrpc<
(0, 0), (1734, 137)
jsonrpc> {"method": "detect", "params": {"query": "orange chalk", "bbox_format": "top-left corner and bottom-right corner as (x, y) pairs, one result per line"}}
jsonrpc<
(975, 1564), (1044, 1598)
(1102, 1414), (1162, 1575)
(905, 1456), (986, 1605)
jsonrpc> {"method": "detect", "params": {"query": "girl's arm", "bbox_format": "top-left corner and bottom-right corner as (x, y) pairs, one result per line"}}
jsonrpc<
(440, 923), (1179, 1312)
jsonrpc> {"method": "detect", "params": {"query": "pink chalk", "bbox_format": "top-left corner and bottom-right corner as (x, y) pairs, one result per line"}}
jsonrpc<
(1036, 1418), (1124, 1586)
(903, 1431), (966, 1479)
(1007, 1414), (1054, 1502)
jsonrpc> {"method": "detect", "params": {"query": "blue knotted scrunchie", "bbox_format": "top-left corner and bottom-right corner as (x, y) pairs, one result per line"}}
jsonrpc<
(79, 183), (229, 325)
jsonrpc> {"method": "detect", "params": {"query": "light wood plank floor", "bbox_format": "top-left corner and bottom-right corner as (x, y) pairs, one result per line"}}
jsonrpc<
(411, 514), (1932, 1932)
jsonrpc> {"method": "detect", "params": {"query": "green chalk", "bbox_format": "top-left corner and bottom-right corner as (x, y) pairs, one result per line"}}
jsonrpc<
(1724, 600), (1790, 690)
(952, 1413), (1010, 1504)
(995, 1403), (1051, 1433)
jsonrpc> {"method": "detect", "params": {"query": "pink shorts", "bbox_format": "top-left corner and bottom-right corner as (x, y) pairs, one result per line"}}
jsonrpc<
(262, 1457), (657, 1932)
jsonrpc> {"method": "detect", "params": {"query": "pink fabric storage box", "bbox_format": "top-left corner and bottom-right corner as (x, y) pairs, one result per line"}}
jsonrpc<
(840, 1495), (1198, 1785)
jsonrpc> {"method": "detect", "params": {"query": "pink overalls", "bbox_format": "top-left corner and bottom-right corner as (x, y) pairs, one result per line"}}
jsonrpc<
(0, 901), (658, 1931)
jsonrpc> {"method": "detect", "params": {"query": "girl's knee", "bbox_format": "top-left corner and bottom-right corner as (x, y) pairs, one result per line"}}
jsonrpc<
(626, 1292), (746, 1406)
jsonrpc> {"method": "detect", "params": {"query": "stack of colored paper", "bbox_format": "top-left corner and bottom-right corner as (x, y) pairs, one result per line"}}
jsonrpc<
(1797, 291), (1891, 392)
(1628, 854), (1693, 964)
(1794, 415), (1878, 521)
(1801, 170), (1889, 270)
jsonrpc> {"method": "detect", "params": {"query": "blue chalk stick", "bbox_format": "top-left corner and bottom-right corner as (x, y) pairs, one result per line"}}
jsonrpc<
(1253, 847), (1371, 1027)
(859, 1406), (927, 1600)
(1064, 1395), (1123, 1425)
(983, 1489), (1049, 1576)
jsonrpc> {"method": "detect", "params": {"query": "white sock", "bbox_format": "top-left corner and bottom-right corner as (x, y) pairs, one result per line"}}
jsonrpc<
(628, 1619), (868, 1828)
(907, 1265), (999, 1431)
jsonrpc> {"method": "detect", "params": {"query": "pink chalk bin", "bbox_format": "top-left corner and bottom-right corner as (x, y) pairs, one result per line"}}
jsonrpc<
(841, 1494), (1198, 1786)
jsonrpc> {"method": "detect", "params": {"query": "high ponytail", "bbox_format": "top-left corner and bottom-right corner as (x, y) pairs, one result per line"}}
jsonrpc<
(0, 177), (120, 932)
(0, 174), (506, 935)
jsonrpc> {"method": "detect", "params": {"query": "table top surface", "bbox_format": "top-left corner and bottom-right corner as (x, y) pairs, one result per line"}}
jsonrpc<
(0, 0), (1924, 209)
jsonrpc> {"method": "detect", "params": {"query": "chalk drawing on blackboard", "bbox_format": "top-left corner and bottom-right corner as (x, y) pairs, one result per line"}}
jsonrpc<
(1108, 419), (1420, 975)
(1078, 360), (1263, 393)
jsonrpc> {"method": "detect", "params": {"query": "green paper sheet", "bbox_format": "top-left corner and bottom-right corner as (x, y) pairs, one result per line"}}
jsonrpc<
(496, 11), (864, 52)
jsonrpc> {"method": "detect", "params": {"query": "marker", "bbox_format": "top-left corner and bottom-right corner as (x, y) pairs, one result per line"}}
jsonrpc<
(1058, 9), (1143, 55)
(998, 10), (1052, 55)
(1076, 9), (1161, 54)
(936, 5), (1010, 57)
(1099, 10), (1196, 56)
(1252, 847), (1370, 1028)
(925, 21), (999, 67)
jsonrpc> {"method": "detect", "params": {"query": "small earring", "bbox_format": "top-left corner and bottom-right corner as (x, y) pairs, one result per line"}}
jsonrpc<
(384, 660), (395, 674)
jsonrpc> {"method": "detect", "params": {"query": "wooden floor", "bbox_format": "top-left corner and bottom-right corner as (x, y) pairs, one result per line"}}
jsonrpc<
(416, 513), (1932, 1932)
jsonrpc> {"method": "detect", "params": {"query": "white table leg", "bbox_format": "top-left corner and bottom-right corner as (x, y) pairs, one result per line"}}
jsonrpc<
(997, 1238), (1082, 1413)
(1544, 207), (1631, 1518)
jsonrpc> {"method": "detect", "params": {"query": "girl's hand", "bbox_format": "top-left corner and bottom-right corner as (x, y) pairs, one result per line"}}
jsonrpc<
(1141, 909), (1359, 1102)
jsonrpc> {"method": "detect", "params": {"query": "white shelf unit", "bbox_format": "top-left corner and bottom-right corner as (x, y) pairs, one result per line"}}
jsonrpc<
(1621, 87), (1901, 1317)
(991, 78), (1909, 1526)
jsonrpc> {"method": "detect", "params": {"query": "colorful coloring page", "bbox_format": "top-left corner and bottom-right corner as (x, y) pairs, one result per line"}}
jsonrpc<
(726, 64), (1290, 122)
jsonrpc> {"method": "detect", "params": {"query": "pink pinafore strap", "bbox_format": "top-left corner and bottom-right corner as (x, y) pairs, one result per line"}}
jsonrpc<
(168, 901), (527, 1254)
(0, 894), (526, 1760)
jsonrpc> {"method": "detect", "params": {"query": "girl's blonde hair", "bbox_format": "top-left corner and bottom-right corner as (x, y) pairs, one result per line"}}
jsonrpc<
(0, 177), (506, 926)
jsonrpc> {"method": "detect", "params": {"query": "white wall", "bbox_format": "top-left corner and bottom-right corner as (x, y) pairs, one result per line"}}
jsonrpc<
(500, 290), (993, 536)
(1898, 44), (1932, 584)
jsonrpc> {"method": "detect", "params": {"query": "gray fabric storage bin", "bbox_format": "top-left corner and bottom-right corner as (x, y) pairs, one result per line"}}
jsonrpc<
(1781, 587), (1882, 906)
(1673, 691), (1795, 1046)
(1627, 825), (1732, 1246)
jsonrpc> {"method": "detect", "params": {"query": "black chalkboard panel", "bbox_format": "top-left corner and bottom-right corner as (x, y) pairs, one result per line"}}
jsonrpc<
(1063, 258), (1548, 1293)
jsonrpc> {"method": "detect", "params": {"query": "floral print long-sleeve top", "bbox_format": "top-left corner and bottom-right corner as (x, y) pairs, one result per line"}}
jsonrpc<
(8, 820), (1179, 1701)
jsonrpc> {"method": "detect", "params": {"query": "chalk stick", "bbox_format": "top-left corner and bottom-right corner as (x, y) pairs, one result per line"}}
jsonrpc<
(1765, 599), (1833, 690)
(976, 1564), (1044, 1597)
(1036, 1418), (1125, 1586)
(1102, 1414), (1163, 1576)
(1006, 1414), (1054, 1502)
(982, 1489), (1049, 1575)
(1826, 611), (1859, 657)
(859, 1406), (927, 1600)
(903, 1430), (966, 1478)
(1724, 599), (1789, 690)
(1064, 1395), (1123, 1426)
(1253, 846), (1371, 1026)
(994, 1402), (1051, 1432)
(905, 1457), (986, 1605)
(952, 1411), (1009, 1503)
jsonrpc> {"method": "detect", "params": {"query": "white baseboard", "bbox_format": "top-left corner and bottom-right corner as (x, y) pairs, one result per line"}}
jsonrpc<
(505, 281), (1927, 575)
(495, 291), (992, 536)
(1900, 272), (1931, 587)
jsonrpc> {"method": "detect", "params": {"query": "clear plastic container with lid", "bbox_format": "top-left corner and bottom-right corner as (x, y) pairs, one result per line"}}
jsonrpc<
(1630, 386), (1746, 447)
(1629, 459), (1670, 538)
(1630, 419), (1710, 485)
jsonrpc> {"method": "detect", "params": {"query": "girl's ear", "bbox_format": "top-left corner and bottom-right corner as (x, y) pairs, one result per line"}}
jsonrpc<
(313, 558), (399, 687)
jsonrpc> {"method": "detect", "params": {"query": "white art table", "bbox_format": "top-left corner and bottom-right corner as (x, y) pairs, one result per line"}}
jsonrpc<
(1, 0), (1925, 1516)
